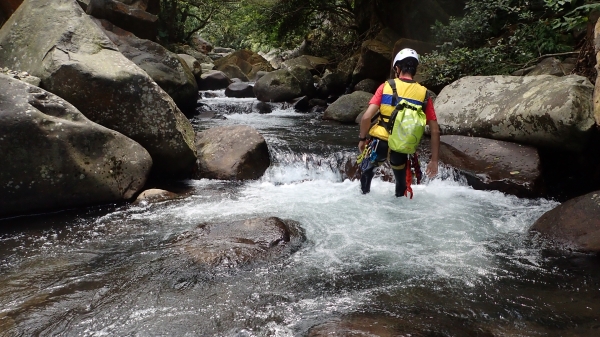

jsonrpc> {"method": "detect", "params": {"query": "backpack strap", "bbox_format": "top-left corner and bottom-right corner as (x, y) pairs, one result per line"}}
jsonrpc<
(387, 79), (398, 106)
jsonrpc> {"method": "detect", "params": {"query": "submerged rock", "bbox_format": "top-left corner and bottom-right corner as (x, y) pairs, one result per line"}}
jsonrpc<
(530, 191), (600, 253)
(134, 189), (178, 204)
(435, 75), (595, 152)
(0, 74), (152, 218)
(194, 125), (271, 180)
(173, 217), (305, 268)
(439, 135), (543, 197)
(0, 0), (197, 178)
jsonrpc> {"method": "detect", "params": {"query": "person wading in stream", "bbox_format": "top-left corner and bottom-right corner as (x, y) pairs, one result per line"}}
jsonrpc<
(357, 48), (440, 197)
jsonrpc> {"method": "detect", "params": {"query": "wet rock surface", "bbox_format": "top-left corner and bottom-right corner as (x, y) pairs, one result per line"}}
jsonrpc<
(194, 125), (271, 180)
(198, 70), (232, 90)
(134, 189), (179, 204)
(172, 217), (305, 268)
(439, 135), (543, 197)
(531, 191), (600, 253)
(254, 68), (313, 102)
(225, 82), (255, 98)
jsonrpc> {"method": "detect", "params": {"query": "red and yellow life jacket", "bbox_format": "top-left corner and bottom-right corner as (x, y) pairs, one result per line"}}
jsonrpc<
(369, 79), (427, 141)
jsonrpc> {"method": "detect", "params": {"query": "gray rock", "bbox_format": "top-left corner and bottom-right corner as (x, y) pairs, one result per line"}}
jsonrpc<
(435, 75), (595, 152)
(171, 43), (213, 63)
(134, 188), (178, 204)
(213, 47), (234, 54)
(527, 57), (567, 76)
(95, 19), (198, 114)
(171, 217), (305, 267)
(0, 67), (41, 86)
(353, 39), (393, 84)
(87, 0), (158, 41)
(439, 135), (543, 197)
(219, 64), (249, 82)
(225, 82), (255, 98)
(214, 49), (273, 80)
(188, 32), (212, 54)
(530, 191), (600, 253)
(198, 70), (232, 90)
(0, 0), (197, 178)
(178, 53), (202, 80)
(253, 68), (306, 102)
(195, 125), (270, 180)
(282, 55), (329, 75)
(353, 78), (380, 94)
(324, 91), (373, 123)
(200, 63), (215, 73)
(317, 69), (347, 98)
(0, 74), (152, 218)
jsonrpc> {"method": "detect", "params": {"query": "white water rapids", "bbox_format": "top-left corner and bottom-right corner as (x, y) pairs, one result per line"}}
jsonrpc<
(0, 91), (599, 336)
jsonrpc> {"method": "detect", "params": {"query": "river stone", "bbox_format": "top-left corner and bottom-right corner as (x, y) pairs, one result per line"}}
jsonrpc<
(353, 78), (380, 94)
(0, 74), (152, 218)
(134, 188), (178, 204)
(86, 0), (158, 41)
(439, 135), (543, 197)
(225, 82), (255, 98)
(323, 91), (372, 123)
(214, 49), (273, 80)
(177, 53), (202, 81)
(201, 63), (215, 73)
(282, 55), (329, 75)
(337, 53), (360, 84)
(197, 70), (231, 90)
(95, 19), (198, 114)
(194, 125), (271, 180)
(219, 64), (249, 82)
(530, 191), (600, 253)
(253, 68), (304, 102)
(171, 43), (213, 64)
(317, 69), (347, 98)
(0, 0), (197, 178)
(435, 75), (595, 152)
(174, 217), (305, 267)
(189, 32), (212, 54)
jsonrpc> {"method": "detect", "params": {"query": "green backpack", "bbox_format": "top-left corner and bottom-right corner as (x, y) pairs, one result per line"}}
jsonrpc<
(384, 80), (427, 154)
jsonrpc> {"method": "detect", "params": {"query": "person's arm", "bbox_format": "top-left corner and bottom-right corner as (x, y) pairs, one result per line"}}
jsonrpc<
(426, 119), (440, 177)
(358, 104), (379, 152)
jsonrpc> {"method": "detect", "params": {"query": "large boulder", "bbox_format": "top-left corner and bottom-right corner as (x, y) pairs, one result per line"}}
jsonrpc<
(317, 69), (347, 98)
(194, 125), (271, 180)
(527, 57), (569, 76)
(177, 53), (202, 81)
(435, 75), (595, 152)
(281, 55), (329, 75)
(353, 78), (380, 94)
(219, 64), (249, 82)
(353, 39), (393, 84)
(189, 32), (212, 54)
(171, 43), (213, 64)
(86, 0), (157, 41)
(172, 217), (305, 268)
(439, 135), (543, 197)
(214, 49), (274, 80)
(0, 0), (197, 177)
(254, 68), (313, 102)
(0, 74), (152, 218)
(95, 19), (198, 114)
(324, 91), (373, 123)
(530, 191), (600, 253)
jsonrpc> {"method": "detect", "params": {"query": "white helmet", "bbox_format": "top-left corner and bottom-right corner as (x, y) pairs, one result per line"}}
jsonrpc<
(393, 48), (419, 66)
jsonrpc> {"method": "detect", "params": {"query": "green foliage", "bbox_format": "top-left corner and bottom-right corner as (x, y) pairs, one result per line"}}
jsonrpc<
(551, 1), (600, 31)
(158, 0), (239, 44)
(422, 0), (579, 88)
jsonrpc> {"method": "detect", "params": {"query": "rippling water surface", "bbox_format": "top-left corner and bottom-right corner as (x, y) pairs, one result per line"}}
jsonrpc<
(1, 92), (599, 336)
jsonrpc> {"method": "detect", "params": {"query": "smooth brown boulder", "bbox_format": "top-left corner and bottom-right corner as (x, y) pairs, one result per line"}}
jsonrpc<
(194, 125), (270, 180)
(0, 74), (152, 218)
(214, 49), (273, 80)
(439, 135), (543, 197)
(530, 191), (600, 253)
(172, 217), (305, 267)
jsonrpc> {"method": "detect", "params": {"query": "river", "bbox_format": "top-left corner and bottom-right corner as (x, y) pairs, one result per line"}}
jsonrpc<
(0, 91), (599, 336)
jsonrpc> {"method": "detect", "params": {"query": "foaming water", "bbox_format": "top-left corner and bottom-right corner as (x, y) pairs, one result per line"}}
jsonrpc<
(1, 95), (599, 336)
